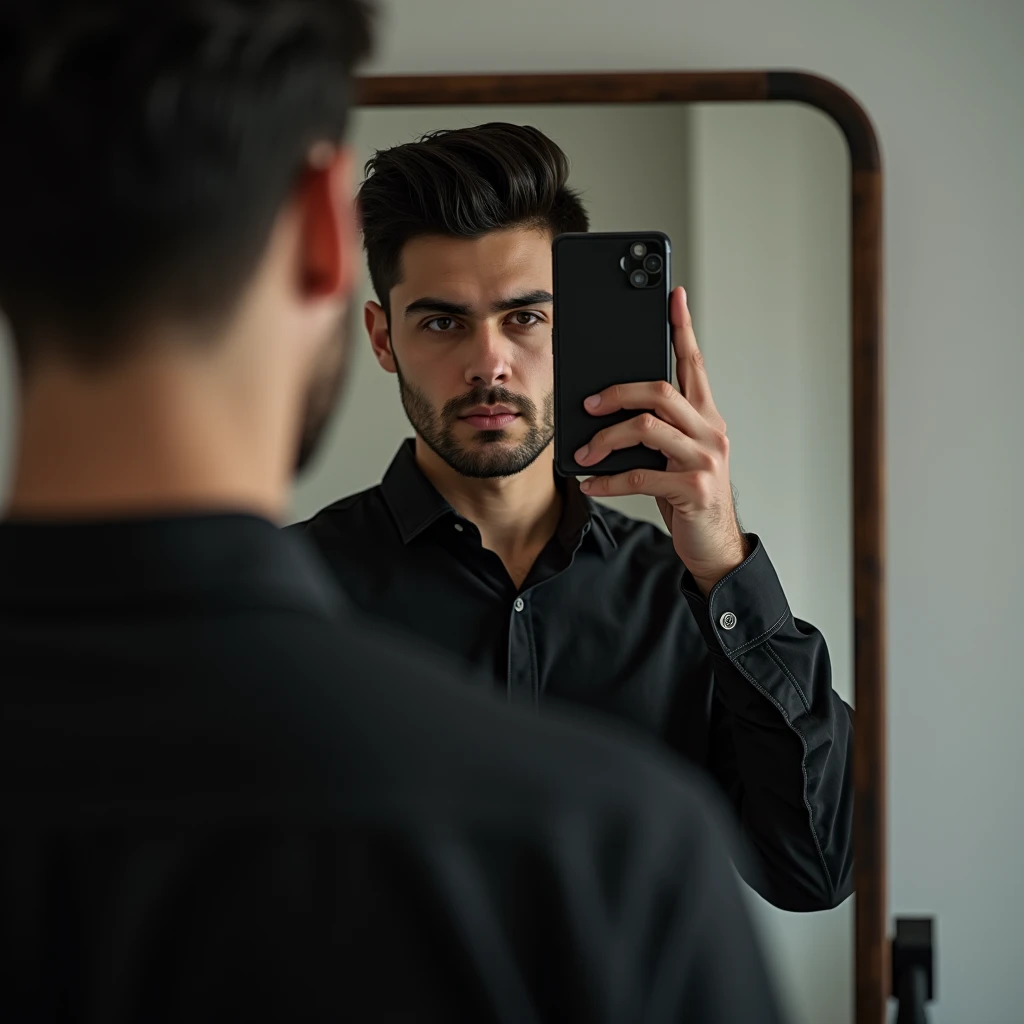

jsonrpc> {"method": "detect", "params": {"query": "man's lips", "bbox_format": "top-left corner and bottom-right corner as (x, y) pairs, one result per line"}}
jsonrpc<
(459, 406), (521, 430)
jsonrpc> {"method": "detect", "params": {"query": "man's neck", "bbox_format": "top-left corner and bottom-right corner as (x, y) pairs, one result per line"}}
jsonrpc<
(414, 437), (562, 588)
(7, 356), (290, 523)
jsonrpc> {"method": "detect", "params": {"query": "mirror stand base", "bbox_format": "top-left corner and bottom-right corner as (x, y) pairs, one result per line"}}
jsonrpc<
(891, 916), (936, 1024)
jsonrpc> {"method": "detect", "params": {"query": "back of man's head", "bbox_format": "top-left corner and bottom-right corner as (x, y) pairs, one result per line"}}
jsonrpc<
(0, 0), (372, 372)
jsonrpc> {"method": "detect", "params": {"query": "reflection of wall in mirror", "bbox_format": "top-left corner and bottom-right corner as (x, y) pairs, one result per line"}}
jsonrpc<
(686, 103), (852, 1024)
(288, 100), (853, 1024)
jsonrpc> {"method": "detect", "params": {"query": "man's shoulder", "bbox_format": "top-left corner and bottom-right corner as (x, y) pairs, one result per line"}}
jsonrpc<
(1, 591), (713, 839)
(290, 484), (391, 543)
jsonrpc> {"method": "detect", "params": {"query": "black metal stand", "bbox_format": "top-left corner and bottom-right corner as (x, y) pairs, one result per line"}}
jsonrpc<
(891, 917), (936, 1023)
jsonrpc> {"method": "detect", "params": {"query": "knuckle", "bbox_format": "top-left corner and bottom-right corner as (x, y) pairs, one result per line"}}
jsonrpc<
(655, 379), (677, 402)
(639, 412), (661, 434)
(628, 470), (646, 489)
(688, 471), (712, 505)
(697, 449), (718, 473)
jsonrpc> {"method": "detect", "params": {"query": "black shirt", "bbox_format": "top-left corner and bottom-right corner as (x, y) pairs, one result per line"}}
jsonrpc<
(0, 513), (786, 1023)
(297, 440), (855, 913)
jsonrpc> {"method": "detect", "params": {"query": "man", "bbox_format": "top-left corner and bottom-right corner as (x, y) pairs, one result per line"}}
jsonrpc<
(0, 2), (787, 1021)
(297, 122), (855, 913)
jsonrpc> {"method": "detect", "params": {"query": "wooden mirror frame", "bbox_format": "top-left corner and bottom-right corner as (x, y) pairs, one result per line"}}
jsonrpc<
(355, 70), (886, 1024)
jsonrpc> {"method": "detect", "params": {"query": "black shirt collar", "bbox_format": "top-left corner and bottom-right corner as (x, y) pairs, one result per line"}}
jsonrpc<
(380, 439), (617, 557)
(0, 512), (341, 618)
(380, 440), (452, 545)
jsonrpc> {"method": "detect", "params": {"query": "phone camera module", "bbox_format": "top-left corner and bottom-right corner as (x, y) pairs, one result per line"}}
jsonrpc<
(629, 241), (647, 260)
(642, 253), (663, 274)
(629, 268), (649, 288)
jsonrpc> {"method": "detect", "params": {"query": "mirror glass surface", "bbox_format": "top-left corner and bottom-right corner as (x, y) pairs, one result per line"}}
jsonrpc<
(289, 101), (854, 1024)
(0, 99), (856, 1024)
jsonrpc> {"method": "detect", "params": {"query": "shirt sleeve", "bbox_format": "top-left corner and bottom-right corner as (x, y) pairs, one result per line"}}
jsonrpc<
(680, 534), (855, 912)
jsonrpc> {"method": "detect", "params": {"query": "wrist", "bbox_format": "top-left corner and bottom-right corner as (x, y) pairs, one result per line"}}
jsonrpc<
(691, 531), (750, 595)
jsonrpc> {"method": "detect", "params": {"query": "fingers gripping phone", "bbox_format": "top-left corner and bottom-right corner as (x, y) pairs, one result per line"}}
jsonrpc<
(552, 231), (672, 478)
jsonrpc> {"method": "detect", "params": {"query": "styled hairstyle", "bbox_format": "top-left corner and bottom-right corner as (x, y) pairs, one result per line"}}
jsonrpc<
(358, 122), (590, 317)
(0, 0), (374, 370)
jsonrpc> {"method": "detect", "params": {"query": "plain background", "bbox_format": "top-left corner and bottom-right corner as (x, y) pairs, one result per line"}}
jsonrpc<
(1, 0), (1021, 1020)
(345, 2), (1023, 1022)
(289, 101), (852, 1024)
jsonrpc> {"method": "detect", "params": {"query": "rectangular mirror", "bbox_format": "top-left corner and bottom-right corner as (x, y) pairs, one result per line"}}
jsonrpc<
(288, 75), (883, 1024)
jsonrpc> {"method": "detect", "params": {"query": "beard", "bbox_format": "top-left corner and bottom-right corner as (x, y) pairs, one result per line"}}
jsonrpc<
(396, 362), (554, 480)
(294, 303), (355, 475)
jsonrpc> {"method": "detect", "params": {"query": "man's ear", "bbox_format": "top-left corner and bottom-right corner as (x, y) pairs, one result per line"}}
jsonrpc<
(365, 300), (397, 374)
(297, 145), (356, 301)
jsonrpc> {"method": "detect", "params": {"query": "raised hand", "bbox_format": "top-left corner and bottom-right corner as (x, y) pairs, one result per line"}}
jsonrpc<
(576, 287), (748, 592)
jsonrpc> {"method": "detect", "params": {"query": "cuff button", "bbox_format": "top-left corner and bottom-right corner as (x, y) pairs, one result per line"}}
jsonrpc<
(719, 611), (738, 630)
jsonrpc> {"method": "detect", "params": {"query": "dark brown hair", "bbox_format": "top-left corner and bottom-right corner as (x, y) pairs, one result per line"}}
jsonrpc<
(358, 122), (589, 317)
(0, 0), (374, 370)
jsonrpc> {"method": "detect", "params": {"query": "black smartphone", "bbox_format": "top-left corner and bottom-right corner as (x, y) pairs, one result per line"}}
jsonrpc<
(552, 231), (672, 478)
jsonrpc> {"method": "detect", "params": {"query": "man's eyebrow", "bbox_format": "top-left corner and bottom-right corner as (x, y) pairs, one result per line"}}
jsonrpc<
(490, 290), (553, 313)
(403, 297), (472, 318)
(403, 291), (554, 320)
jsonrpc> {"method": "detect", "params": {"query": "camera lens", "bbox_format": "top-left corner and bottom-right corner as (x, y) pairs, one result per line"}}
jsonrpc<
(630, 241), (647, 259)
(630, 269), (649, 288)
(643, 254), (663, 274)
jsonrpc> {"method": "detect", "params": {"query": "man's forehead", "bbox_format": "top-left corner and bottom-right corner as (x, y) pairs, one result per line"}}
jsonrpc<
(396, 229), (553, 297)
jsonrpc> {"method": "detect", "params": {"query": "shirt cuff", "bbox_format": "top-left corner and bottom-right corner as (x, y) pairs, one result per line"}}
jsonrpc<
(680, 535), (790, 659)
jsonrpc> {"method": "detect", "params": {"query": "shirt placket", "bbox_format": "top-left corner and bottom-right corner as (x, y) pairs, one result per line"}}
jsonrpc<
(504, 521), (593, 707)
(506, 589), (539, 707)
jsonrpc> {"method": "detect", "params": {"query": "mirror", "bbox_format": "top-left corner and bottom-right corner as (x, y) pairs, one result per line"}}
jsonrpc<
(289, 98), (855, 1024)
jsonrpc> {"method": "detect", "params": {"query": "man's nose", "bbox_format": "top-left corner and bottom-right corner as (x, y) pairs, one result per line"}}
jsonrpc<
(464, 323), (511, 388)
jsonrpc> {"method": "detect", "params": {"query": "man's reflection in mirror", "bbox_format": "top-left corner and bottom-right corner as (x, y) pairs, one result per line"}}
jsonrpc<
(296, 122), (855, 912)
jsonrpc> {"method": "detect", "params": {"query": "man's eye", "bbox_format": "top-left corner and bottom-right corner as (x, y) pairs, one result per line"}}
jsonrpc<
(510, 311), (542, 327)
(424, 317), (458, 332)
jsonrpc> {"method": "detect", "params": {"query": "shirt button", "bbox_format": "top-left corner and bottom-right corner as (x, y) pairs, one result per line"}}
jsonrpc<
(719, 611), (738, 630)
(453, 522), (464, 532)
(513, 597), (525, 613)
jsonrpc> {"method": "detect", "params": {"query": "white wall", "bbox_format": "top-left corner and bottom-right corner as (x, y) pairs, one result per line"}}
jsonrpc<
(688, 102), (853, 1024)
(362, 2), (1024, 1021)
